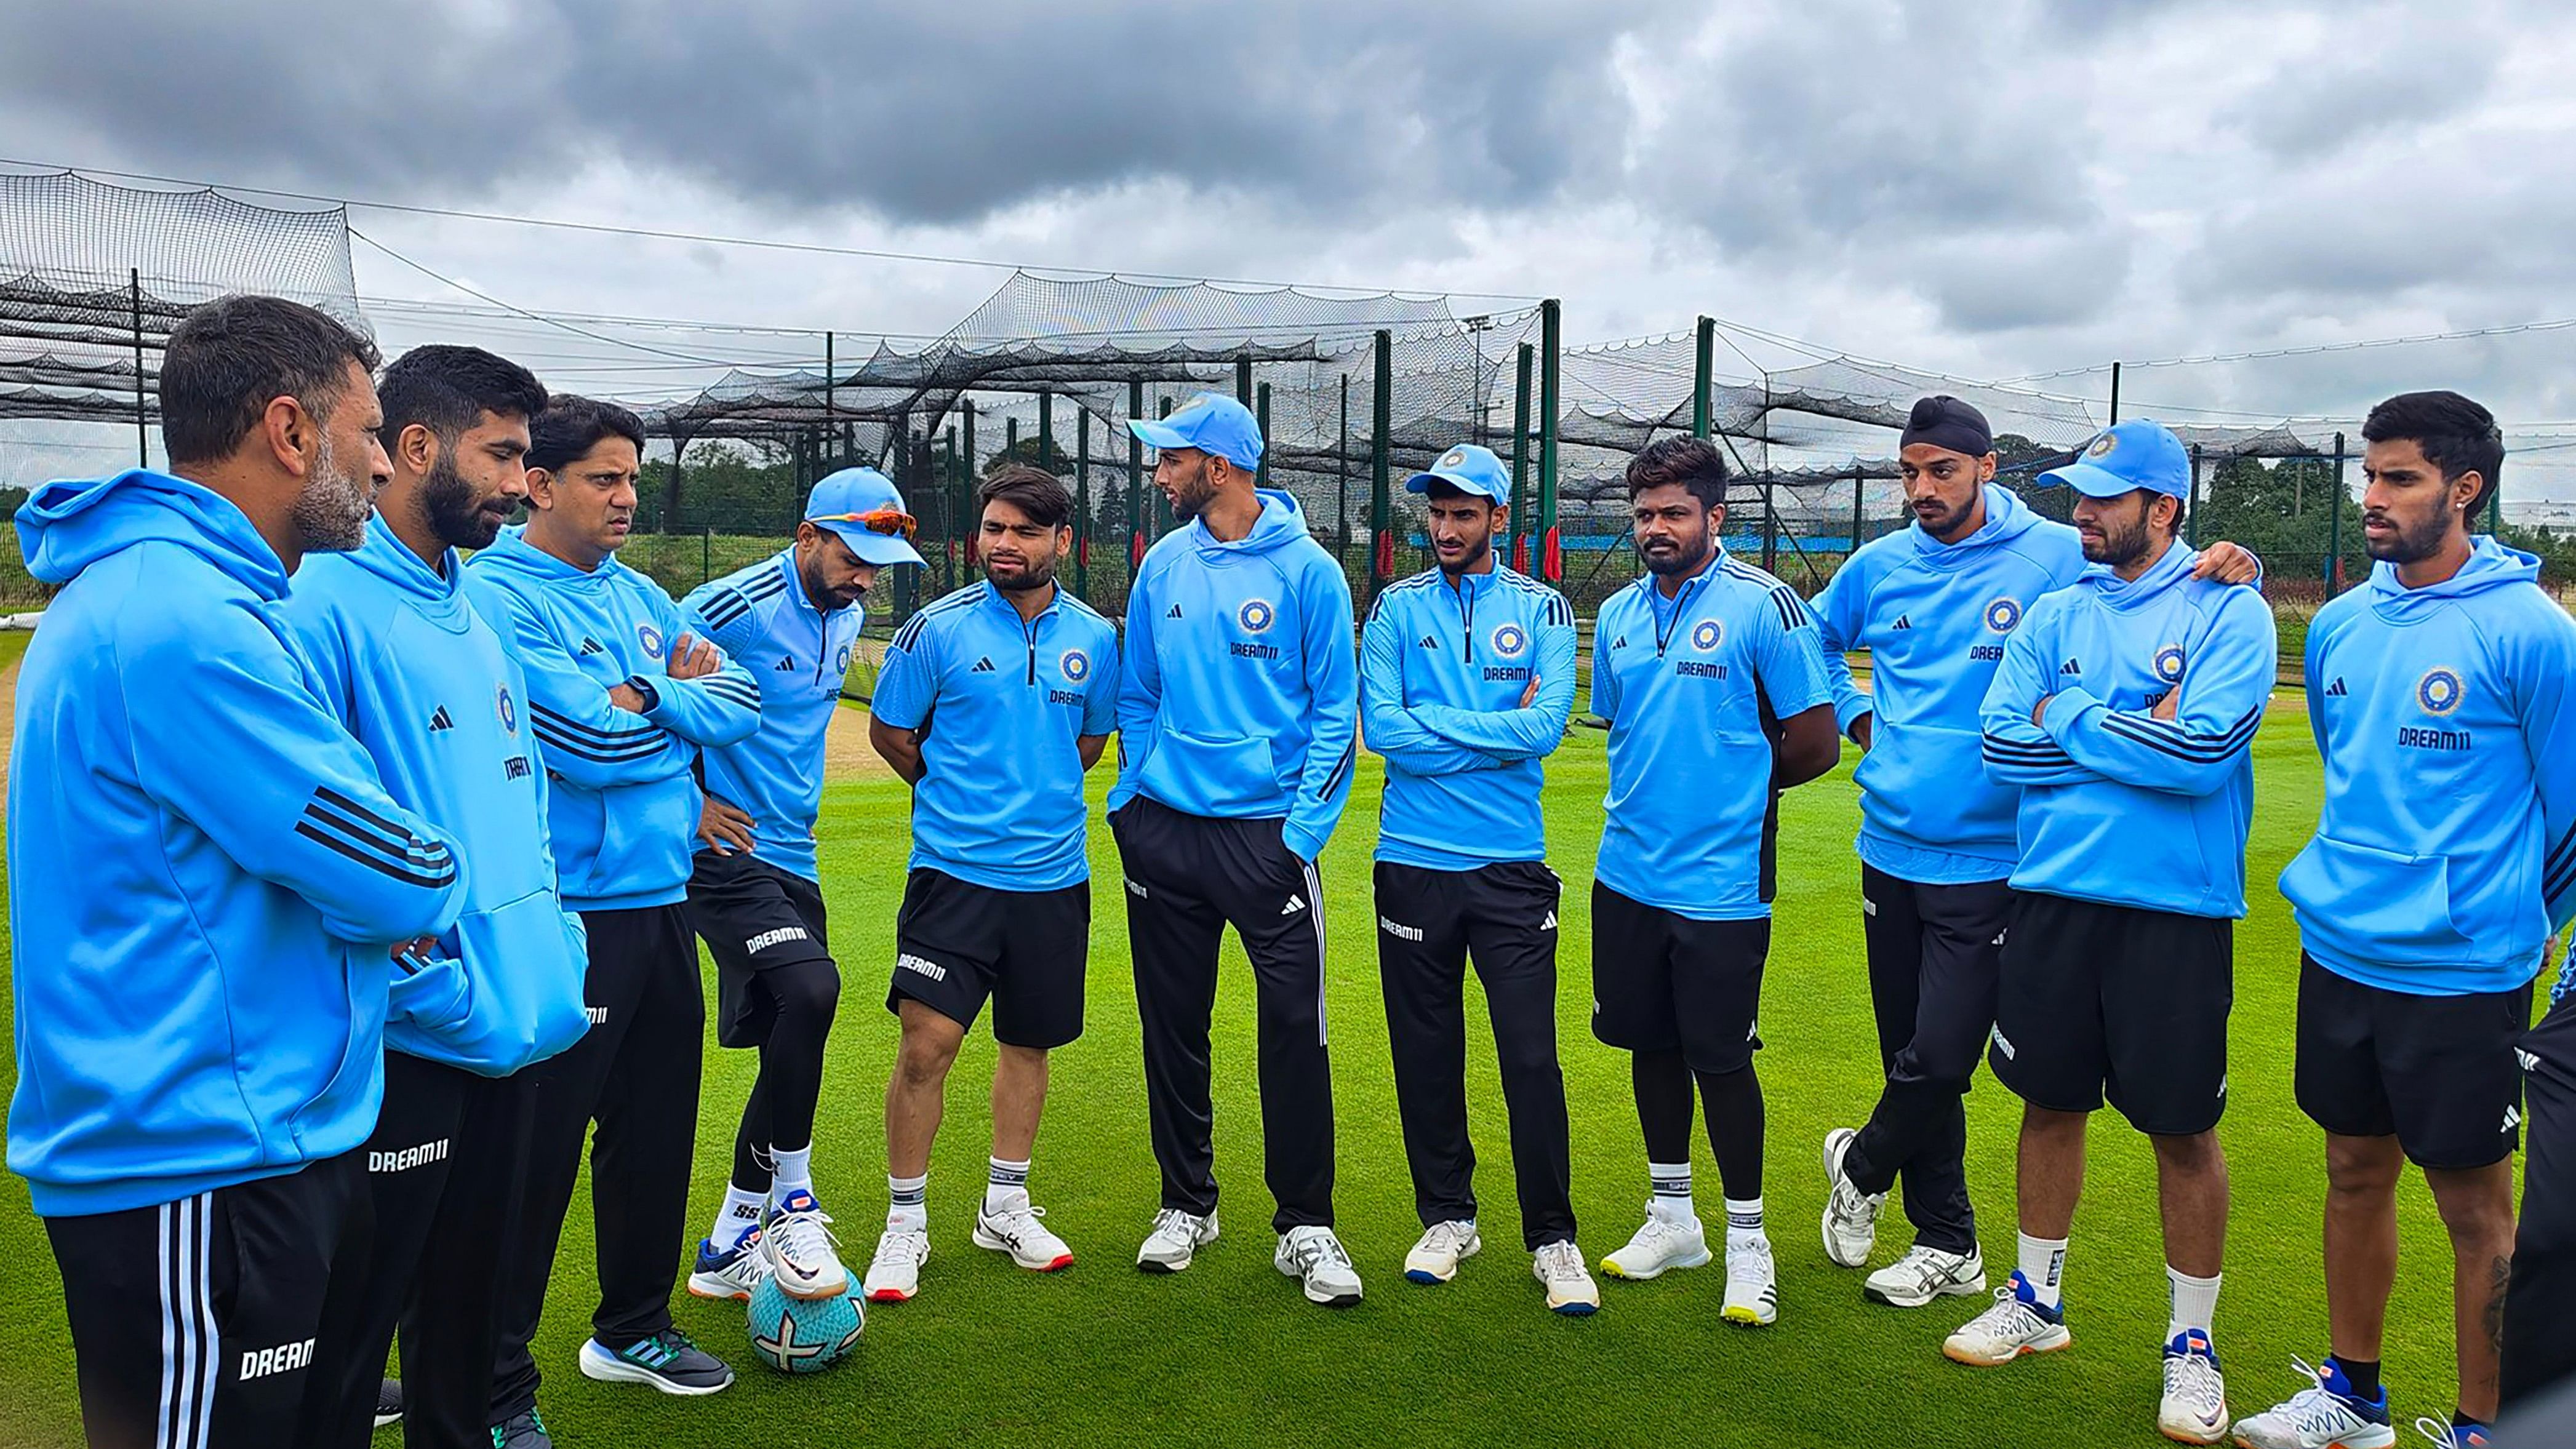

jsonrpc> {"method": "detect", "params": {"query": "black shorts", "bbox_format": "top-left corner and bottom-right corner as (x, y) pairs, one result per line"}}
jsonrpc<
(1990, 892), (2233, 1136)
(889, 868), (1089, 1049)
(2294, 955), (2532, 1170)
(686, 848), (834, 1050)
(1588, 881), (1770, 1074)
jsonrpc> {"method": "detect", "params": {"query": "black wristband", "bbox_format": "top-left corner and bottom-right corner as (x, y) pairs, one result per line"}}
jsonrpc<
(626, 675), (660, 713)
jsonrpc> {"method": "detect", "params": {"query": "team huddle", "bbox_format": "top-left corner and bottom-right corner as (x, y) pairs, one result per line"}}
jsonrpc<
(6, 293), (2574, 1449)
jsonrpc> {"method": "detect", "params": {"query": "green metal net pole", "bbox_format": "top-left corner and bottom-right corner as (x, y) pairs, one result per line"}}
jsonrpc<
(1255, 381), (1271, 489)
(1371, 329), (1393, 598)
(1540, 299), (1561, 584)
(1337, 374), (1351, 565)
(1510, 342), (1533, 573)
(2327, 433), (2346, 598)
(1074, 407), (1091, 599)
(1236, 354), (1253, 407)
(1127, 381), (1145, 576)
(1155, 396), (1175, 535)
(1692, 315), (1714, 439)
(1038, 393), (1053, 474)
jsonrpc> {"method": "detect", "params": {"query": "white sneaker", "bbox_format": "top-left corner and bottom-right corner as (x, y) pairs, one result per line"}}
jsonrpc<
(973, 1197), (1073, 1272)
(1721, 1236), (1778, 1327)
(1820, 1128), (1884, 1268)
(1864, 1243), (1988, 1308)
(759, 1189), (848, 1300)
(2158, 1332), (2229, 1445)
(2411, 1416), (2485, 1448)
(862, 1224), (929, 1303)
(2230, 1357), (2397, 1449)
(1274, 1225), (1364, 1307)
(686, 1227), (773, 1303)
(1942, 1273), (2073, 1366)
(1599, 1207), (1711, 1281)
(1403, 1219), (1481, 1284)
(1136, 1207), (1219, 1273)
(1532, 1242), (1599, 1315)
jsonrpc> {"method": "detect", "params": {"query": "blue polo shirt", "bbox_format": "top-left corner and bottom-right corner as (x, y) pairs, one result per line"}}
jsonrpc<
(871, 581), (1120, 892)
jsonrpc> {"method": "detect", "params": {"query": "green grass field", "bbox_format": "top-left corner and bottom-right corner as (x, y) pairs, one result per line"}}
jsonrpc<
(0, 707), (2500, 1449)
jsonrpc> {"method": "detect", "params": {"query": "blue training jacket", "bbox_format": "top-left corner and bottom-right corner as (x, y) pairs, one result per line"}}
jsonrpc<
(873, 580), (1120, 891)
(1360, 564), (1578, 871)
(2281, 538), (2576, 995)
(1979, 542), (2277, 919)
(1109, 490), (1359, 862)
(465, 525), (761, 911)
(681, 549), (866, 883)
(1593, 549), (1833, 920)
(285, 513), (591, 1076)
(8, 471), (465, 1216)
(1815, 485), (2087, 884)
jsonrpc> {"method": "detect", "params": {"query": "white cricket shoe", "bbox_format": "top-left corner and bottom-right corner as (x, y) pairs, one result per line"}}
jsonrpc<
(1136, 1207), (1219, 1273)
(862, 1224), (929, 1303)
(2158, 1331), (2230, 1445)
(1599, 1207), (1711, 1281)
(1721, 1236), (1778, 1327)
(1403, 1219), (1481, 1284)
(1864, 1243), (1988, 1308)
(1275, 1226), (1364, 1307)
(1942, 1271), (2073, 1366)
(973, 1197), (1073, 1272)
(2229, 1357), (2397, 1449)
(1820, 1127), (1886, 1268)
(686, 1227), (773, 1303)
(759, 1189), (848, 1300)
(1532, 1242), (1599, 1315)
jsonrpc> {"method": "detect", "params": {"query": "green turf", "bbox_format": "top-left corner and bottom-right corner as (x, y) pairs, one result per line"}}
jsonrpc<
(0, 714), (2498, 1449)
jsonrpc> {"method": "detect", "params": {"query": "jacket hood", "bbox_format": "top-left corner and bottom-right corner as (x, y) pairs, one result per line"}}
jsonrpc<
(343, 511), (473, 627)
(2078, 535), (2197, 612)
(1913, 482), (2047, 564)
(15, 469), (289, 598)
(2364, 535), (2540, 618)
(1190, 489), (1313, 557)
(470, 522), (620, 588)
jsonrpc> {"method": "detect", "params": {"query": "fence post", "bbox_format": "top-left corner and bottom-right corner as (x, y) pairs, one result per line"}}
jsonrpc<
(823, 331), (836, 466)
(130, 268), (148, 469)
(1849, 469), (1863, 553)
(1511, 342), (1534, 573)
(1692, 315), (1713, 439)
(2327, 433), (2346, 599)
(1038, 393), (1053, 474)
(1371, 329), (1393, 597)
(1337, 373), (1351, 565)
(1540, 298), (1561, 583)
(1256, 381), (1271, 489)
(2109, 361), (2122, 425)
(1236, 354), (1253, 408)
(1154, 396), (1175, 535)
(1128, 381), (1145, 570)
(1074, 407), (1091, 598)
(2186, 444), (2203, 548)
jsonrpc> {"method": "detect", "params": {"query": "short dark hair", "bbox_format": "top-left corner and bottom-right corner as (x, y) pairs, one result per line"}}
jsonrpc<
(528, 395), (648, 474)
(377, 345), (548, 452)
(1625, 434), (1727, 511)
(159, 293), (382, 468)
(977, 464), (1073, 530)
(2362, 391), (2504, 516)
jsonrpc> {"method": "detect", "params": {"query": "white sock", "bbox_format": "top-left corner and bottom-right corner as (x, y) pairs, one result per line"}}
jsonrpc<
(1648, 1161), (1695, 1223)
(2017, 1231), (2068, 1309)
(887, 1172), (927, 1233)
(2167, 1266), (2222, 1343)
(709, 1184), (766, 1248)
(771, 1143), (814, 1204)
(1724, 1197), (1765, 1248)
(986, 1156), (1031, 1212)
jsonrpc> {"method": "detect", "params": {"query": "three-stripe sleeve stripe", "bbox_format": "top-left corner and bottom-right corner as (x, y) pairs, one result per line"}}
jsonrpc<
(699, 676), (762, 708)
(1982, 733), (2076, 765)
(1319, 740), (1357, 800)
(698, 576), (785, 629)
(297, 787), (457, 887)
(2545, 821), (2576, 901)
(158, 1193), (216, 1449)
(1302, 858), (1328, 1047)
(530, 703), (659, 746)
(2097, 705), (2263, 761)
(531, 716), (666, 764)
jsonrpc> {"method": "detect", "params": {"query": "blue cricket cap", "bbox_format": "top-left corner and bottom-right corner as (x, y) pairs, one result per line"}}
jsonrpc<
(2042, 419), (2190, 500)
(804, 468), (926, 567)
(1404, 443), (1511, 503)
(1127, 392), (1263, 473)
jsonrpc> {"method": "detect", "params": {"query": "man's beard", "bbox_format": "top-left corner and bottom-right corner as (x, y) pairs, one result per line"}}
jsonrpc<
(291, 433), (372, 553)
(421, 452), (508, 549)
(1169, 460), (1217, 521)
(2081, 509), (2153, 568)
(2366, 505), (2451, 564)
(990, 553), (1060, 593)
(1438, 534), (1492, 577)
(1642, 530), (1713, 577)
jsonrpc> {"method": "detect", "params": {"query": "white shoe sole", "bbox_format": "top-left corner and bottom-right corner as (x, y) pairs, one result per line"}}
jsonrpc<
(1820, 1129), (1876, 1269)
(1942, 1323), (2073, 1367)
(685, 1271), (758, 1303)
(372, 1412), (401, 1429)
(1722, 1297), (1778, 1327)
(1278, 1262), (1362, 1307)
(1864, 1269), (1989, 1309)
(1598, 1246), (1711, 1281)
(974, 1220), (1074, 1271)
(1137, 1218), (1218, 1274)
(2156, 1407), (2228, 1445)
(576, 1343), (734, 1396)
(1404, 1232), (1481, 1285)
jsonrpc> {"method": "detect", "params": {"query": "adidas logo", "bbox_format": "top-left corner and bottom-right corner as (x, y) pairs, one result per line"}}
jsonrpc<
(1540, 909), (1557, 931)
(427, 705), (454, 732)
(1993, 930), (2008, 947)
(774, 656), (796, 672)
(2324, 677), (2348, 697)
(2060, 658), (2081, 676)
(2505, 1106), (2523, 1133)
(1281, 893), (1307, 916)
(1989, 1025), (2017, 1061)
(1893, 615), (1911, 630)
(578, 637), (604, 655)
(1419, 634), (1439, 650)
(2519, 1048), (2542, 1074)
(1166, 604), (1183, 619)
(1861, 898), (1877, 917)
(1612, 634), (1627, 649)
(971, 656), (996, 674)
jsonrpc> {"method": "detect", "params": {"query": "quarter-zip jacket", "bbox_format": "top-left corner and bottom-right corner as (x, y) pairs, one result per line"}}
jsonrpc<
(682, 549), (866, 882)
(1360, 564), (1578, 871)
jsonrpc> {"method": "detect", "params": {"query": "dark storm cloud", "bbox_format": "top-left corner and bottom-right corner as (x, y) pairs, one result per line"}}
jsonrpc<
(0, 0), (1668, 224)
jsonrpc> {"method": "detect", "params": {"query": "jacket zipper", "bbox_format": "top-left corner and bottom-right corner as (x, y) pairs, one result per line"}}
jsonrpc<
(1459, 577), (1477, 663)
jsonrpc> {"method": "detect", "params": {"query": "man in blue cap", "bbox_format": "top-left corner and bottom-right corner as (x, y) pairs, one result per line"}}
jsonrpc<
(1359, 444), (1593, 1314)
(676, 466), (922, 1309)
(1951, 418), (2276, 1446)
(1110, 391), (1364, 1307)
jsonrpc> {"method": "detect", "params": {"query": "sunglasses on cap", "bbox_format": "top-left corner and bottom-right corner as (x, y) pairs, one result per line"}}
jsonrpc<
(811, 508), (918, 540)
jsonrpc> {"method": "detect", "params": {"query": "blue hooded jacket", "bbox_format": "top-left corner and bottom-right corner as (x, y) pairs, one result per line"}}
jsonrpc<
(464, 525), (761, 911)
(1979, 542), (2278, 919)
(8, 471), (465, 1216)
(285, 513), (591, 1074)
(1359, 564), (1579, 871)
(1815, 485), (2087, 884)
(2281, 538), (2576, 994)
(1109, 490), (1358, 862)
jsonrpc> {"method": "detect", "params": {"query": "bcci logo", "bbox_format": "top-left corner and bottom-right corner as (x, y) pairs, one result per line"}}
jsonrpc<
(1690, 618), (1724, 652)
(835, 642), (854, 673)
(1238, 599), (1276, 634)
(1439, 448), (1468, 469)
(2153, 644), (2187, 683)
(495, 684), (518, 734)
(638, 623), (665, 658)
(1983, 597), (2023, 634)
(1060, 648), (1092, 682)
(1489, 623), (1529, 659)
(2417, 666), (2465, 716)
(2087, 431), (2118, 458)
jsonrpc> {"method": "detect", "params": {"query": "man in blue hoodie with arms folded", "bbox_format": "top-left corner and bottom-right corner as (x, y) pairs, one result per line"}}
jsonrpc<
(1956, 418), (2275, 1446)
(1359, 444), (1594, 1314)
(467, 397), (761, 1427)
(1110, 393), (1364, 1307)
(2235, 393), (2575, 1449)
(282, 346), (593, 1449)
(9, 294), (465, 1449)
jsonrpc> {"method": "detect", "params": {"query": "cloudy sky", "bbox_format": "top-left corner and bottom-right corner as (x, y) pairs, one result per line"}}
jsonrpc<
(7, 0), (2575, 498)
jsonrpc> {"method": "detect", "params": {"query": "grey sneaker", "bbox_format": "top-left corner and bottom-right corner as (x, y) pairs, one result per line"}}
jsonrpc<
(490, 1409), (552, 1449)
(374, 1378), (402, 1429)
(577, 1328), (734, 1395)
